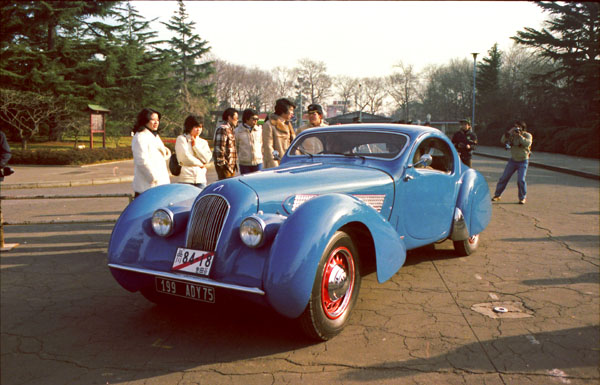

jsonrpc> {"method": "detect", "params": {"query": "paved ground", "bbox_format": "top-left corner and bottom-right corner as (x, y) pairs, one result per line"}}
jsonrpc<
(1, 150), (598, 385)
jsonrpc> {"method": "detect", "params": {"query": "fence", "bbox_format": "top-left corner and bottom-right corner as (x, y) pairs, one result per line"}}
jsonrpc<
(0, 193), (132, 249)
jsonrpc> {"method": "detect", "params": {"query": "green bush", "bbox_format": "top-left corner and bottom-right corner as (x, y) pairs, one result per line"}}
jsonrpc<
(9, 147), (133, 165)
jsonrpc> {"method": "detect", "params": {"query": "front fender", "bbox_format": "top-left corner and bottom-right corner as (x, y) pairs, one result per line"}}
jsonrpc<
(107, 184), (201, 290)
(264, 193), (406, 319)
(453, 169), (492, 239)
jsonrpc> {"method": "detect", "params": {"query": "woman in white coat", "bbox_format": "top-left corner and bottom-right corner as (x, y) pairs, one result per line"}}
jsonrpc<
(175, 115), (212, 189)
(131, 108), (171, 197)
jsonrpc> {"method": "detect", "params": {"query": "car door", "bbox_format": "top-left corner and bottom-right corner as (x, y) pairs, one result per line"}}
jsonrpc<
(399, 137), (458, 242)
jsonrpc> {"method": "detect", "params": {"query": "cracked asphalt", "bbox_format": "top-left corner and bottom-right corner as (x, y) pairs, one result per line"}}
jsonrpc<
(1, 156), (598, 385)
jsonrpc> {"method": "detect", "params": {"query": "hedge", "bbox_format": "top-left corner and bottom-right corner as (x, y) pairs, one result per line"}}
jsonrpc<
(9, 147), (134, 165)
(477, 125), (599, 159)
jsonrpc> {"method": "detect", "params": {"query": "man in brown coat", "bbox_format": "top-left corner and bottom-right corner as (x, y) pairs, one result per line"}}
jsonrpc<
(262, 98), (296, 168)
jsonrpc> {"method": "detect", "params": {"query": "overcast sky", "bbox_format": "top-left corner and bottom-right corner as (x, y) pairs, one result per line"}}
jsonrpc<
(134, 1), (548, 78)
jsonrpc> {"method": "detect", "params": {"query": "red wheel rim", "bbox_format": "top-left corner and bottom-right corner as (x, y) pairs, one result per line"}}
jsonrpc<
(321, 246), (355, 320)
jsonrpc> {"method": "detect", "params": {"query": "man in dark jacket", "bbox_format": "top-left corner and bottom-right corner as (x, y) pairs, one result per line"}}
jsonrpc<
(451, 118), (478, 167)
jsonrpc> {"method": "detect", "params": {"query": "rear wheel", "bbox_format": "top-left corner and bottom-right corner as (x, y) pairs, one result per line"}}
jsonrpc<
(299, 231), (361, 341)
(453, 234), (480, 256)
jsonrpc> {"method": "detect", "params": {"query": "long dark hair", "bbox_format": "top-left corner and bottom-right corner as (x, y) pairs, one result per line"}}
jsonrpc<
(133, 108), (161, 133)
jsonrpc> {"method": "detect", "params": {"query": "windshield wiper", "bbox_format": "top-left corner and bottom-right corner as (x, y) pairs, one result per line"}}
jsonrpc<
(297, 146), (313, 158)
(332, 152), (366, 161)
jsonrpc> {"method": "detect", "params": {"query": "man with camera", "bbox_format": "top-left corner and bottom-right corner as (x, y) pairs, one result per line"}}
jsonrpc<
(0, 130), (14, 181)
(491, 121), (533, 204)
(451, 118), (478, 168)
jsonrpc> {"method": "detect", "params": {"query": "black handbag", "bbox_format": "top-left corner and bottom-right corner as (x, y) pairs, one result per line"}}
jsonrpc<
(169, 152), (181, 176)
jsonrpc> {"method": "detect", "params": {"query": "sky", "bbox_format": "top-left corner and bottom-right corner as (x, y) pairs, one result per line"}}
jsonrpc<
(134, 1), (549, 78)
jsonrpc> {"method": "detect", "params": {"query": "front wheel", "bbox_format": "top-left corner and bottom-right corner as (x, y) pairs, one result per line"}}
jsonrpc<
(453, 234), (480, 256)
(299, 231), (361, 341)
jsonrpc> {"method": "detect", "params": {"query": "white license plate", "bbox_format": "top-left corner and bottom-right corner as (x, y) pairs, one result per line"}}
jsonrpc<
(155, 277), (215, 303)
(171, 247), (214, 276)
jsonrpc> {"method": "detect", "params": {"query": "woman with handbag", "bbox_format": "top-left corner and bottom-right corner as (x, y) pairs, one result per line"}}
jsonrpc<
(175, 115), (212, 189)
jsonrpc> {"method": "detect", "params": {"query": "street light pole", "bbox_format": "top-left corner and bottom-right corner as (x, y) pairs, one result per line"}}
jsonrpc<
(471, 52), (478, 129)
(296, 77), (304, 129)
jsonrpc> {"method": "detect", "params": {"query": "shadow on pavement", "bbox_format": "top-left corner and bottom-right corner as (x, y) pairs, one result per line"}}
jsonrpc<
(522, 272), (599, 286)
(340, 325), (599, 382)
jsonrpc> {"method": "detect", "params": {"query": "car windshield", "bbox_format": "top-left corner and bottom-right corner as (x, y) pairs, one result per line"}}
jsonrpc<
(289, 130), (408, 159)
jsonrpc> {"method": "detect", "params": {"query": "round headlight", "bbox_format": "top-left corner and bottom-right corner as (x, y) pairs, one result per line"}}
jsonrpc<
(239, 217), (264, 248)
(152, 209), (174, 237)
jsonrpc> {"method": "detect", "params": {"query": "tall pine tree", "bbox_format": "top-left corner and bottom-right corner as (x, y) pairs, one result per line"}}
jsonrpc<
(161, 0), (214, 117)
(512, 1), (600, 127)
(476, 43), (503, 127)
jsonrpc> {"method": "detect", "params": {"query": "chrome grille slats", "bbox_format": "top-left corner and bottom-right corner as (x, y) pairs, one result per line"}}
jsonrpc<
(186, 194), (229, 251)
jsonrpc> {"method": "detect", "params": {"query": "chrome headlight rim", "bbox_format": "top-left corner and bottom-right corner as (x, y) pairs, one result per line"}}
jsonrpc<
(239, 216), (266, 248)
(152, 208), (175, 237)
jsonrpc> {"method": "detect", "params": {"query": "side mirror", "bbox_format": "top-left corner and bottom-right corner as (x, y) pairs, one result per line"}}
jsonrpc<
(272, 150), (280, 161)
(411, 154), (433, 168)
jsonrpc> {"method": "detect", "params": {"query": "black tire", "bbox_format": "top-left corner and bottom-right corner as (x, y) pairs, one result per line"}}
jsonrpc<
(299, 231), (361, 341)
(453, 234), (480, 256)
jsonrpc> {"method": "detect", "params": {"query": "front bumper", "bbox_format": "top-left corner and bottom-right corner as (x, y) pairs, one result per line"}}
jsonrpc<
(108, 263), (265, 295)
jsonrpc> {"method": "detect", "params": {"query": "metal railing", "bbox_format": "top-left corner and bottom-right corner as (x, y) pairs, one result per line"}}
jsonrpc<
(0, 193), (133, 249)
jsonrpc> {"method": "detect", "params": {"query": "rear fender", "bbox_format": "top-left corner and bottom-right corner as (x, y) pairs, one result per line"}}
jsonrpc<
(452, 169), (492, 240)
(264, 193), (406, 319)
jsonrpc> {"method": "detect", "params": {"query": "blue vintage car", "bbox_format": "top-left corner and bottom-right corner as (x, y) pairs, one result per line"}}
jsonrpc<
(108, 124), (491, 340)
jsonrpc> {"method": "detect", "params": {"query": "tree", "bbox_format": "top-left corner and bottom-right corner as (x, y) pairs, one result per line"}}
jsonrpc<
(361, 77), (387, 115)
(421, 59), (472, 122)
(97, 1), (174, 132)
(388, 61), (421, 121)
(0, 89), (62, 149)
(294, 58), (332, 105)
(512, 1), (600, 126)
(0, 1), (118, 140)
(161, 0), (214, 116)
(333, 76), (357, 114)
(477, 43), (503, 126)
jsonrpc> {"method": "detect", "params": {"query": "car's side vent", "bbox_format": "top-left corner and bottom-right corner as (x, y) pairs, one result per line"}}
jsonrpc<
(186, 194), (230, 252)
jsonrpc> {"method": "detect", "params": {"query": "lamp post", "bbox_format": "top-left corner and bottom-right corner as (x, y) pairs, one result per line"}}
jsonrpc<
(471, 52), (478, 129)
(296, 77), (304, 129)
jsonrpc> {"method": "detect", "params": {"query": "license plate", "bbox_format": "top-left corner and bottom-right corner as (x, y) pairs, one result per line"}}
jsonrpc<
(171, 247), (214, 276)
(155, 277), (215, 303)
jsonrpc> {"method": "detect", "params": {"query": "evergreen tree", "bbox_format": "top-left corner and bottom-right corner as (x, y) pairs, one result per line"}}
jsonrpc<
(101, 1), (176, 134)
(476, 43), (503, 126)
(161, 0), (214, 116)
(0, 1), (118, 141)
(512, 1), (600, 126)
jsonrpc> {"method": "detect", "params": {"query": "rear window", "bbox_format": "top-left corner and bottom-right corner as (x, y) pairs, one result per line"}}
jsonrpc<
(289, 131), (408, 159)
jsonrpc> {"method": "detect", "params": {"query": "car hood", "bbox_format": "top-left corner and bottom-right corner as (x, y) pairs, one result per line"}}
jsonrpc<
(239, 162), (395, 218)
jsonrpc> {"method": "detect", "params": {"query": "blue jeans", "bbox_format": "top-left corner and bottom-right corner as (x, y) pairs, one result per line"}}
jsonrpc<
(239, 164), (262, 175)
(494, 159), (528, 200)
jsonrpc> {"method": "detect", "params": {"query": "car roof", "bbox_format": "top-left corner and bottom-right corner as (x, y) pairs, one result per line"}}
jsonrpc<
(298, 123), (443, 138)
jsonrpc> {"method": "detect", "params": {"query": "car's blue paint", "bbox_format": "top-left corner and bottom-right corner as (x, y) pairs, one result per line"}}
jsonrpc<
(108, 184), (201, 288)
(455, 168), (492, 237)
(264, 193), (407, 318)
(108, 123), (492, 320)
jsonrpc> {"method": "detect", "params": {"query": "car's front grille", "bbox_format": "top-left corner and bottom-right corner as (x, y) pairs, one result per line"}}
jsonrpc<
(186, 194), (229, 251)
